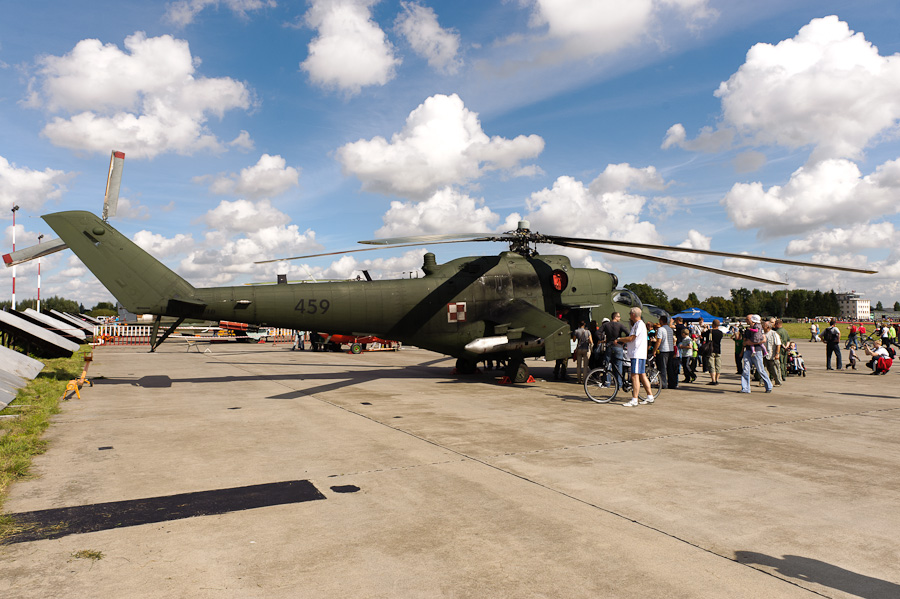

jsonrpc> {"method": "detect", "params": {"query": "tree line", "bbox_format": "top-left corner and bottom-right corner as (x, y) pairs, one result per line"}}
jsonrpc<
(624, 283), (845, 319)
(0, 296), (116, 316)
(3, 290), (898, 321)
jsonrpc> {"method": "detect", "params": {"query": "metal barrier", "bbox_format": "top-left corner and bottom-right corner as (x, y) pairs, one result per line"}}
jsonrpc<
(92, 324), (295, 347)
(271, 328), (294, 345)
(92, 324), (152, 346)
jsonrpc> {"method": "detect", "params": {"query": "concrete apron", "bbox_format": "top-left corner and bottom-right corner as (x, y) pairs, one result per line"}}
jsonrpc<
(1, 340), (898, 598)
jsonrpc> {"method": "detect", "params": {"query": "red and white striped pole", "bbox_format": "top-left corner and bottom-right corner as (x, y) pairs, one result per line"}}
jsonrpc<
(37, 233), (43, 312)
(11, 204), (18, 310)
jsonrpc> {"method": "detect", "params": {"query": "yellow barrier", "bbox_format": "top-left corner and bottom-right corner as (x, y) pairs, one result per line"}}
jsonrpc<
(65, 352), (94, 400)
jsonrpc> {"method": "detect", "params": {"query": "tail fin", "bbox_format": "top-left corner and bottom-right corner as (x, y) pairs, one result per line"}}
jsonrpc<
(42, 211), (205, 318)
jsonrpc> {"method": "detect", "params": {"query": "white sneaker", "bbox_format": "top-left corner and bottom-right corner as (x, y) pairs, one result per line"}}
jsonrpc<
(639, 395), (655, 405)
(622, 398), (639, 407)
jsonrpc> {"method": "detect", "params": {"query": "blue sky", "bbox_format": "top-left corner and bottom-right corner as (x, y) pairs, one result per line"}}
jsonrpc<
(3, 0), (900, 306)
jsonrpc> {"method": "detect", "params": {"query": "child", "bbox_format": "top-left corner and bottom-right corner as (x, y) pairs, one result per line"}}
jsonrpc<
(846, 347), (858, 370)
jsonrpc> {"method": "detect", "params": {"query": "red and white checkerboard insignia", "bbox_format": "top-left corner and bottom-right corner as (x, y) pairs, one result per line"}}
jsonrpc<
(447, 302), (467, 323)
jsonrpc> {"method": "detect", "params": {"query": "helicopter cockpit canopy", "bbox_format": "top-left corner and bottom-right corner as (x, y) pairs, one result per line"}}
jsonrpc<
(612, 288), (642, 309)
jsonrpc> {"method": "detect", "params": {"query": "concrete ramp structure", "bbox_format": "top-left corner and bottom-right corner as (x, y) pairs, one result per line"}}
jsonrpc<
(19, 309), (87, 343)
(0, 345), (44, 409)
(48, 310), (94, 336)
(75, 312), (102, 326)
(0, 310), (80, 359)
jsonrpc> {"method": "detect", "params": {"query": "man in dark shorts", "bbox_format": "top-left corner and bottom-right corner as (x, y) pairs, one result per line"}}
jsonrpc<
(702, 319), (724, 385)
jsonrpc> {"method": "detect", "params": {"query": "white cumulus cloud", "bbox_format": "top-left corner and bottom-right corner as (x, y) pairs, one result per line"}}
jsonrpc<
(202, 198), (291, 233)
(589, 162), (666, 195)
(395, 1), (462, 74)
(300, 0), (401, 95)
(522, 164), (665, 250)
(523, 0), (716, 62)
(316, 248), (427, 281)
(375, 187), (500, 238)
(0, 156), (73, 214)
(202, 154), (300, 199)
(672, 229), (711, 264)
(132, 230), (196, 257)
(785, 222), (896, 256)
(113, 197), (151, 220)
(30, 32), (253, 158)
(722, 158), (900, 237)
(179, 199), (323, 285)
(179, 224), (322, 284)
(164, 0), (276, 27)
(669, 16), (900, 162)
(337, 93), (544, 198)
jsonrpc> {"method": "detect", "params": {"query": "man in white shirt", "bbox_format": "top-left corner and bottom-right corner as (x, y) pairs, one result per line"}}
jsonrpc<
(864, 341), (892, 374)
(616, 307), (655, 407)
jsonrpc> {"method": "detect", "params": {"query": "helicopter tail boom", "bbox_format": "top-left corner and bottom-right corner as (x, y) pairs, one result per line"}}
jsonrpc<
(42, 211), (201, 318)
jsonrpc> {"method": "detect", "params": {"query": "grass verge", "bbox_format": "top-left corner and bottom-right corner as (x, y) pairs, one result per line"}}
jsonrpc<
(0, 347), (89, 541)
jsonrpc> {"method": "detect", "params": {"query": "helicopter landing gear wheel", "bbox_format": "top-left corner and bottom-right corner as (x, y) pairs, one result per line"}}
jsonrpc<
(350, 343), (362, 354)
(455, 358), (479, 375)
(505, 359), (529, 383)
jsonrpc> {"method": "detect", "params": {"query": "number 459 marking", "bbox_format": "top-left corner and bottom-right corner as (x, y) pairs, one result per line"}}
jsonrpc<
(295, 299), (330, 314)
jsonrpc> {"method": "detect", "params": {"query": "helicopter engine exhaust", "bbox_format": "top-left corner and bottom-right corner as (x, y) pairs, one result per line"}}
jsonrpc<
(464, 335), (545, 354)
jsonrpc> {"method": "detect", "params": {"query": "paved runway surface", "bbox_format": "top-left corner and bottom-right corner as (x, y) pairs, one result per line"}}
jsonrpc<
(1, 340), (899, 598)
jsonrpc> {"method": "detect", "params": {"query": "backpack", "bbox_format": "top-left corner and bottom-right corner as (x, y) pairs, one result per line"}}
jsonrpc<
(823, 327), (837, 343)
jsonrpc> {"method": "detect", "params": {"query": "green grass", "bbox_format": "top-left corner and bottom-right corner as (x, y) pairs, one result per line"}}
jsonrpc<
(781, 322), (878, 342)
(71, 549), (104, 561)
(0, 347), (89, 540)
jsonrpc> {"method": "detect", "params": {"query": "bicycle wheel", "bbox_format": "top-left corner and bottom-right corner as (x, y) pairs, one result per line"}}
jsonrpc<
(638, 363), (663, 400)
(860, 332), (881, 349)
(584, 367), (618, 403)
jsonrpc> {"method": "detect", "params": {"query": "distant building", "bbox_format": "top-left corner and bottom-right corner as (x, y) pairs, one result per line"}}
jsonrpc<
(837, 291), (871, 321)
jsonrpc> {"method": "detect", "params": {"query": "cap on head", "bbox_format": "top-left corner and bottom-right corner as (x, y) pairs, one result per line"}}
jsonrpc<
(750, 314), (761, 324)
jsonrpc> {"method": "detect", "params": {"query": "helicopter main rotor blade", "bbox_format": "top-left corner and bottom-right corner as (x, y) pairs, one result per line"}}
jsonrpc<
(254, 238), (489, 264)
(548, 235), (877, 274)
(359, 233), (497, 245)
(555, 241), (787, 286)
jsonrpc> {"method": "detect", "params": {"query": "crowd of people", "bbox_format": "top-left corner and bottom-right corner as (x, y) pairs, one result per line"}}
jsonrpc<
(810, 319), (896, 375)
(569, 311), (819, 402)
(572, 313), (895, 398)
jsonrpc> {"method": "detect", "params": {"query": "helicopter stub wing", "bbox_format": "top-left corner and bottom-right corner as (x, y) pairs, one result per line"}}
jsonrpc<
(466, 298), (571, 361)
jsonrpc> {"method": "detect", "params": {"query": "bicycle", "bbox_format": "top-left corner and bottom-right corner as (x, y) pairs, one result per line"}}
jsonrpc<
(584, 357), (662, 403)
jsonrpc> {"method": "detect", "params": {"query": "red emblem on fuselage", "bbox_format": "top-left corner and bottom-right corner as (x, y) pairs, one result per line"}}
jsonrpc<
(448, 302), (467, 323)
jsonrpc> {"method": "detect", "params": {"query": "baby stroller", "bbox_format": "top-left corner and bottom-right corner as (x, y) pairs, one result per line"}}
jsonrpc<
(786, 345), (807, 377)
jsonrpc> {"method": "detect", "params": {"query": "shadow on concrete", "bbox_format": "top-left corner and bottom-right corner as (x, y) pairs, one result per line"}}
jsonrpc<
(823, 390), (900, 400)
(3, 480), (325, 544)
(735, 551), (900, 599)
(90, 363), (555, 399)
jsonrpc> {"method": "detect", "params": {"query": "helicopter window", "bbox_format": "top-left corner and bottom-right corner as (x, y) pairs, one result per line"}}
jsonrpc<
(551, 270), (568, 291)
(612, 289), (642, 308)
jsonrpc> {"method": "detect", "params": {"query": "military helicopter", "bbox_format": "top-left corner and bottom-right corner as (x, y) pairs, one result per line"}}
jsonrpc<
(34, 207), (875, 383)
